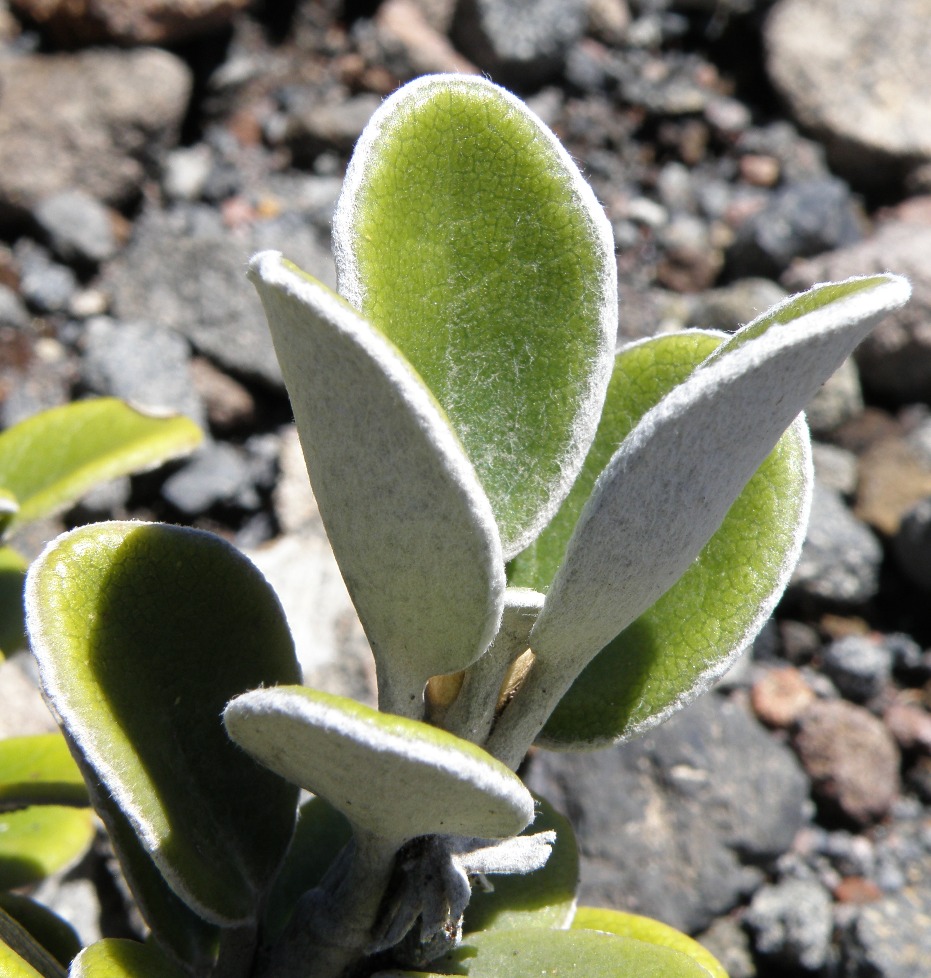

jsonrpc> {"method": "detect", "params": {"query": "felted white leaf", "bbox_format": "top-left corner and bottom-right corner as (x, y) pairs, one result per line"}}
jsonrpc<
(223, 686), (535, 845)
(248, 252), (505, 717)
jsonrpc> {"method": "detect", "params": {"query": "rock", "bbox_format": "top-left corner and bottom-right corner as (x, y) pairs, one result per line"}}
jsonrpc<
(374, 0), (478, 78)
(727, 177), (862, 279)
(452, 0), (589, 87)
(0, 283), (29, 330)
(793, 699), (900, 826)
(0, 654), (57, 736)
(0, 49), (191, 224)
(841, 884), (931, 978)
(278, 92), (382, 166)
(696, 917), (756, 978)
(855, 435), (931, 536)
(105, 204), (335, 390)
(80, 317), (206, 428)
(188, 356), (255, 433)
(14, 239), (78, 314)
(765, 0), (931, 187)
(33, 190), (117, 268)
(525, 694), (810, 934)
(751, 666), (816, 729)
(162, 145), (214, 203)
(0, 335), (75, 428)
(744, 877), (834, 972)
(160, 440), (257, 514)
(806, 357), (864, 438)
(883, 696), (931, 753)
(783, 219), (931, 404)
(812, 442), (858, 498)
(685, 277), (786, 331)
(10, 0), (250, 45)
(820, 635), (892, 704)
(893, 497), (931, 590)
(789, 483), (883, 607)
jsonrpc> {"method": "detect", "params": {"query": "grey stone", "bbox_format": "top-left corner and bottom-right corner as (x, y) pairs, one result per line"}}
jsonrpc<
(160, 440), (257, 514)
(0, 283), (29, 330)
(789, 483), (882, 606)
(278, 92), (382, 165)
(765, 0), (931, 186)
(696, 917), (757, 978)
(0, 48), (191, 223)
(105, 204), (335, 390)
(783, 220), (931, 404)
(841, 885), (931, 978)
(162, 145), (214, 202)
(821, 634), (892, 704)
(14, 239), (78, 314)
(34, 190), (117, 267)
(812, 442), (858, 498)
(744, 877), (834, 971)
(525, 694), (809, 934)
(685, 277), (787, 332)
(893, 497), (931, 591)
(807, 357), (864, 437)
(727, 177), (862, 279)
(80, 317), (205, 428)
(452, 0), (588, 86)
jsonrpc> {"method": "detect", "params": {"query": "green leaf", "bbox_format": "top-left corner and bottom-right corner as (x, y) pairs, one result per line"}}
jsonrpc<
(249, 252), (504, 716)
(333, 74), (616, 558)
(0, 806), (95, 890)
(512, 332), (809, 748)
(70, 940), (188, 978)
(0, 546), (28, 659)
(463, 795), (578, 935)
(224, 685), (534, 845)
(572, 907), (727, 978)
(488, 274), (910, 767)
(0, 489), (17, 537)
(0, 936), (52, 978)
(26, 522), (301, 925)
(0, 893), (81, 970)
(0, 734), (89, 810)
(374, 927), (714, 977)
(0, 399), (201, 531)
(263, 796), (353, 944)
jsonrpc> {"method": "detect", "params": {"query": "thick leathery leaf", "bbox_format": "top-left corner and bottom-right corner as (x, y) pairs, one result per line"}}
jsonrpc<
(489, 274), (909, 767)
(572, 907), (726, 978)
(463, 795), (578, 934)
(513, 332), (809, 748)
(373, 926), (714, 977)
(0, 734), (89, 810)
(0, 545), (28, 659)
(263, 797), (353, 944)
(70, 940), (188, 978)
(25, 522), (301, 925)
(0, 934), (52, 978)
(0, 806), (94, 889)
(249, 252), (504, 716)
(224, 686), (534, 844)
(333, 74), (616, 558)
(0, 399), (201, 531)
(0, 894), (81, 970)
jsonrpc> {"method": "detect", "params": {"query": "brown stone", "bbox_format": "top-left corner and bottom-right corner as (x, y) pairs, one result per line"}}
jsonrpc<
(751, 667), (816, 729)
(854, 435), (931, 536)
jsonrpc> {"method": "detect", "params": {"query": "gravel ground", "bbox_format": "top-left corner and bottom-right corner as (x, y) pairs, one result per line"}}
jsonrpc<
(1, 2), (931, 976)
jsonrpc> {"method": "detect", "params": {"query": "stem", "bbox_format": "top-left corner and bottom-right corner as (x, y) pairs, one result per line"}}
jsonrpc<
(215, 924), (258, 978)
(376, 667), (426, 721)
(258, 832), (399, 978)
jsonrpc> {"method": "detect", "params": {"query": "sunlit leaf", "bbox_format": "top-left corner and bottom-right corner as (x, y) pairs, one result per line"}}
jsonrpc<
(0, 893), (81, 970)
(0, 806), (94, 890)
(572, 907), (727, 978)
(26, 522), (300, 925)
(0, 903), (67, 978)
(333, 74), (616, 557)
(250, 252), (504, 716)
(0, 734), (88, 811)
(224, 686), (534, 844)
(0, 546), (28, 659)
(70, 940), (188, 978)
(0, 399), (201, 531)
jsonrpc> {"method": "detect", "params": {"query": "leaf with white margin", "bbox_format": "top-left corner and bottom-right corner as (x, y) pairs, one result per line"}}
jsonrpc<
(510, 331), (810, 749)
(372, 926), (713, 978)
(248, 251), (504, 717)
(70, 940), (188, 978)
(572, 907), (727, 978)
(26, 522), (301, 925)
(224, 686), (534, 844)
(489, 274), (910, 768)
(0, 894), (80, 972)
(333, 74), (616, 558)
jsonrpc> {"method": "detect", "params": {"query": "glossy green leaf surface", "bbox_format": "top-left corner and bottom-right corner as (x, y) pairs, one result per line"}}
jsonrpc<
(0, 938), (49, 978)
(70, 940), (188, 978)
(0, 806), (94, 890)
(224, 686), (534, 844)
(463, 795), (578, 934)
(0, 894), (80, 970)
(249, 252), (504, 716)
(263, 796), (353, 944)
(0, 545), (28, 659)
(26, 522), (301, 925)
(513, 332), (809, 748)
(572, 907), (726, 978)
(488, 274), (909, 767)
(375, 926), (713, 977)
(333, 74), (616, 558)
(0, 734), (88, 810)
(0, 399), (201, 531)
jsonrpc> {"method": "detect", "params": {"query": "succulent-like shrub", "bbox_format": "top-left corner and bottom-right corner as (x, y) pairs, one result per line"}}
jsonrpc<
(14, 76), (910, 978)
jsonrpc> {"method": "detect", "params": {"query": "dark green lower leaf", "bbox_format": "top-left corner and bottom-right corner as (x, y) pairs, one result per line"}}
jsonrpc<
(0, 806), (95, 890)
(0, 894), (80, 971)
(0, 546), (28, 659)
